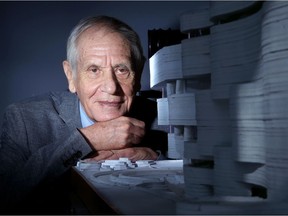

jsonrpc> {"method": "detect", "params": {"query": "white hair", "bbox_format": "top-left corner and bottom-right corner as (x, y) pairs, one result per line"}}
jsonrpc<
(66, 16), (146, 79)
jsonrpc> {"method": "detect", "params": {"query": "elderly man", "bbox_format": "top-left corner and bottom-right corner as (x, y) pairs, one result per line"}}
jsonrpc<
(0, 16), (167, 214)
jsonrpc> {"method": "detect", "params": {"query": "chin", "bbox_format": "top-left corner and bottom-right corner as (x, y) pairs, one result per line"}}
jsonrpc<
(95, 112), (123, 122)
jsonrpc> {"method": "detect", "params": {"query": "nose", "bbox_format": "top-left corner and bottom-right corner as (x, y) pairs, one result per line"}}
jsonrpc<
(100, 68), (119, 94)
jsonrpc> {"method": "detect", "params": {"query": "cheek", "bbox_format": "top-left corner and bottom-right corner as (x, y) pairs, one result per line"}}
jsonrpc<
(121, 83), (135, 98)
(76, 78), (100, 100)
(121, 76), (137, 95)
(122, 85), (135, 109)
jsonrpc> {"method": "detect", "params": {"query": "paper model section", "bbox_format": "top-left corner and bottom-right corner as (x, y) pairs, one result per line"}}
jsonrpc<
(149, 1), (288, 214)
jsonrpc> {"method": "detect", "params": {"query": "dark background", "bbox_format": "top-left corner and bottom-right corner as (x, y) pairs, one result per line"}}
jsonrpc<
(0, 1), (208, 128)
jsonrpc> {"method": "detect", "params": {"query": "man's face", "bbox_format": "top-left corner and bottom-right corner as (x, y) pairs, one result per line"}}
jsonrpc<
(64, 27), (138, 122)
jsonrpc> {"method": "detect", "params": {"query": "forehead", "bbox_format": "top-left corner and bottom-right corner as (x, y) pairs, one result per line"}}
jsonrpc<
(77, 26), (130, 53)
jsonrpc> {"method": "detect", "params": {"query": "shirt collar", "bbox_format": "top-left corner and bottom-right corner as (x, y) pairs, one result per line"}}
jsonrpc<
(79, 102), (95, 128)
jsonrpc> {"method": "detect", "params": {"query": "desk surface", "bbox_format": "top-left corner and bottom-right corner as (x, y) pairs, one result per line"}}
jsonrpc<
(71, 159), (184, 214)
(71, 159), (288, 215)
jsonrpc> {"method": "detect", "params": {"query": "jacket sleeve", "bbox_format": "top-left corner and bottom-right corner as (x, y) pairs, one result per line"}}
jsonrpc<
(0, 103), (93, 210)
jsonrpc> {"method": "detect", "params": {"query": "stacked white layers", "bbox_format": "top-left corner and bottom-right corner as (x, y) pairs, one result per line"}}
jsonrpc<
(210, 9), (262, 99)
(150, 44), (182, 89)
(150, 0), (288, 214)
(182, 36), (211, 78)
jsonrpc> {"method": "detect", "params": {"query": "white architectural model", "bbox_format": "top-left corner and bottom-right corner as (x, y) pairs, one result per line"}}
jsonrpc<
(150, 1), (288, 214)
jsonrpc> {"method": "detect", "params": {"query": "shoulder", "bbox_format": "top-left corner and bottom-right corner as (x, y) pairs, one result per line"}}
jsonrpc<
(2, 91), (79, 139)
(5, 90), (76, 117)
(8, 90), (73, 107)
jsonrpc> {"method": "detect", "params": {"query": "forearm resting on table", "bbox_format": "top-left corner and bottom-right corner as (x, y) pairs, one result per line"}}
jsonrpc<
(86, 147), (158, 161)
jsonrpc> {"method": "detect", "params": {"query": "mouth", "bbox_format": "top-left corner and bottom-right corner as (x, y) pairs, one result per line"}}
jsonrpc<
(98, 100), (123, 107)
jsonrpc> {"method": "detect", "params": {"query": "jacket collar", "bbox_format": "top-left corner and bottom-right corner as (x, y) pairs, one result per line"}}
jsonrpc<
(50, 91), (82, 129)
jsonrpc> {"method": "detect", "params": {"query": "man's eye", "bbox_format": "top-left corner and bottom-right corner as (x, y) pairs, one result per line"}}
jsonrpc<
(115, 66), (130, 78)
(88, 66), (101, 74)
(118, 68), (128, 73)
(86, 66), (101, 78)
(90, 67), (99, 73)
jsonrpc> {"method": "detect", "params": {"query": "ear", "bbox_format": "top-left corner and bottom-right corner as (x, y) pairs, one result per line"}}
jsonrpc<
(63, 60), (77, 93)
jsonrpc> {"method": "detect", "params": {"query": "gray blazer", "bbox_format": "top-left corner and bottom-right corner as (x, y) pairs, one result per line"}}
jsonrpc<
(0, 90), (167, 214)
(0, 91), (93, 213)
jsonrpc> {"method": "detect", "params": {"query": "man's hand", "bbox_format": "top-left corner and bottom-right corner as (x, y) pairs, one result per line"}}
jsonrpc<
(86, 147), (158, 162)
(79, 116), (145, 150)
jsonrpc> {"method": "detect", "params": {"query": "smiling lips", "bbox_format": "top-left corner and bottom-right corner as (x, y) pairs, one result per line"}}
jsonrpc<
(98, 100), (123, 107)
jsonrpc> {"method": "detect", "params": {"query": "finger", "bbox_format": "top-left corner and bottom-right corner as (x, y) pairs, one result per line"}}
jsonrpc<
(129, 133), (144, 145)
(128, 117), (145, 129)
(111, 149), (134, 158)
(129, 126), (145, 143)
(118, 118), (145, 145)
(115, 148), (158, 161)
(88, 150), (114, 161)
(128, 120), (146, 138)
(118, 116), (145, 129)
(105, 153), (120, 160)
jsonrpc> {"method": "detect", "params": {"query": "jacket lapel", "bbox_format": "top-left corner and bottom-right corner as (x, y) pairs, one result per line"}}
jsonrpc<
(51, 91), (82, 129)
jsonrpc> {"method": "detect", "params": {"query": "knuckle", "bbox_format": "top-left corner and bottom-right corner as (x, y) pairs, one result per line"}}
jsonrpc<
(122, 123), (131, 132)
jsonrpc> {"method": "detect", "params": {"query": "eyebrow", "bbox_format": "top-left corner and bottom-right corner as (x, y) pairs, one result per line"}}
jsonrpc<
(113, 63), (130, 69)
(84, 61), (131, 70)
